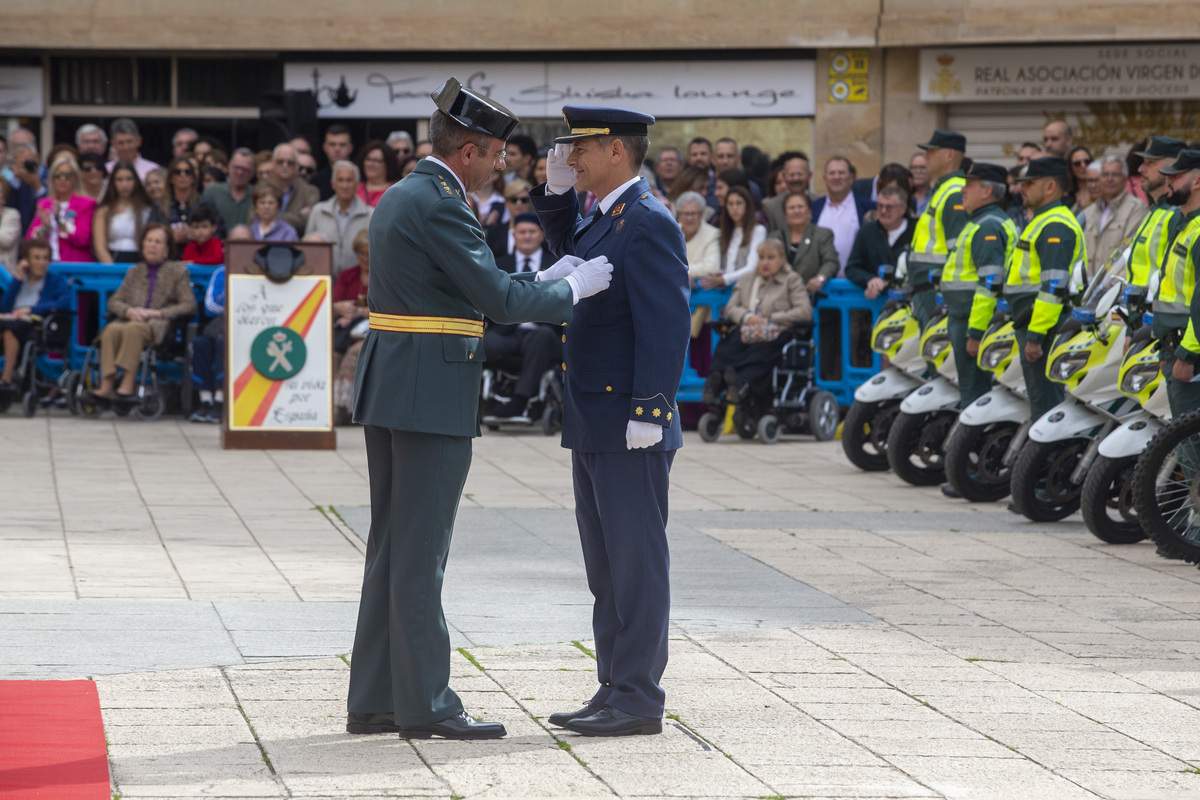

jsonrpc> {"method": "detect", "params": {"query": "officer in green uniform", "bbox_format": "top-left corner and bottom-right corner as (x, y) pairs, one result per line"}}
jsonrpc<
(347, 78), (614, 740)
(1129, 136), (1186, 290)
(1153, 150), (1200, 416)
(1005, 156), (1087, 421)
(944, 161), (1019, 408)
(908, 130), (969, 328)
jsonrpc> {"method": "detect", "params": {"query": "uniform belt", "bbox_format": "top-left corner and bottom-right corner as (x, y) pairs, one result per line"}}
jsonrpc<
(368, 312), (484, 337)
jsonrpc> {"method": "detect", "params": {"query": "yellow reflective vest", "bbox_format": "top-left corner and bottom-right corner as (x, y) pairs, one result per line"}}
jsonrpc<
(1154, 212), (1200, 322)
(1003, 202), (1086, 340)
(909, 174), (967, 274)
(1128, 198), (1179, 288)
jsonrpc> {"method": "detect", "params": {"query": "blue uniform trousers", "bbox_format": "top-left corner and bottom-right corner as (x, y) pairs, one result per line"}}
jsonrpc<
(348, 425), (472, 726)
(572, 448), (674, 719)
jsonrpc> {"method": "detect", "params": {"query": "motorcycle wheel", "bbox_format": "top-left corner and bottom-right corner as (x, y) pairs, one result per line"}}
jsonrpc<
(1010, 437), (1089, 522)
(841, 399), (898, 472)
(1080, 455), (1145, 544)
(944, 420), (1018, 502)
(885, 409), (956, 486)
(1132, 410), (1200, 563)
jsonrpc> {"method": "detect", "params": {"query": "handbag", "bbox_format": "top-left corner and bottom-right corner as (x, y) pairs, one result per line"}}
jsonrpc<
(740, 314), (781, 344)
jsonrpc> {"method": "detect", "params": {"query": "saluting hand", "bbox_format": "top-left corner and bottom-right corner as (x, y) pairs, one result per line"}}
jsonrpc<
(545, 144), (577, 196)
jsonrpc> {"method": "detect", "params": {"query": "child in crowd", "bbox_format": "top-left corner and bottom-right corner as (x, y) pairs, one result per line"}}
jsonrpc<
(189, 261), (226, 424)
(181, 204), (225, 265)
(248, 181), (298, 242)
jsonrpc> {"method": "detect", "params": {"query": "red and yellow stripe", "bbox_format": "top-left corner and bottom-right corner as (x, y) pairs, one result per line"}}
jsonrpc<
(232, 280), (327, 428)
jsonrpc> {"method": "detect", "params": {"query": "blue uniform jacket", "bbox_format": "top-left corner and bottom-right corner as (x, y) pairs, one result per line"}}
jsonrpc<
(0, 271), (70, 315)
(531, 177), (691, 453)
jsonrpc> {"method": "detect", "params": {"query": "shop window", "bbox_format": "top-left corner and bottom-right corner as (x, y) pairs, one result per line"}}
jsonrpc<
(178, 59), (282, 108)
(51, 57), (170, 106)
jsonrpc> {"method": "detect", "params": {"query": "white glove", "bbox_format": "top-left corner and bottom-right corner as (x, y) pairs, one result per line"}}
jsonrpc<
(536, 254), (584, 282)
(626, 421), (664, 450)
(545, 144), (577, 196)
(563, 256), (613, 303)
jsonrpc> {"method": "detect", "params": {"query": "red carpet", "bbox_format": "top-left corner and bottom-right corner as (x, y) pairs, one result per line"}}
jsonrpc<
(0, 680), (110, 799)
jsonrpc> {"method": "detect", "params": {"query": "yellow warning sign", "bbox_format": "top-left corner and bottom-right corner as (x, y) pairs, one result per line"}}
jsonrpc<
(829, 50), (869, 103)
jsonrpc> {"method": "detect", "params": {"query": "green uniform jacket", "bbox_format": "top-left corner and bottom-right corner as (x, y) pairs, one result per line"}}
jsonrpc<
(353, 160), (574, 436)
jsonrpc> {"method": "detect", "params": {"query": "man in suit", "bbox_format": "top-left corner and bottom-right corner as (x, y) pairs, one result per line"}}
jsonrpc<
(812, 156), (876, 273)
(483, 212), (560, 420)
(348, 78), (614, 741)
(763, 151), (812, 232)
(530, 106), (691, 737)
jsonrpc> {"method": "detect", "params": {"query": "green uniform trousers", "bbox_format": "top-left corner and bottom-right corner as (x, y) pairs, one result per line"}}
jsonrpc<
(1014, 326), (1065, 421)
(1163, 352), (1200, 418)
(348, 425), (473, 726)
(945, 291), (992, 407)
(909, 266), (938, 330)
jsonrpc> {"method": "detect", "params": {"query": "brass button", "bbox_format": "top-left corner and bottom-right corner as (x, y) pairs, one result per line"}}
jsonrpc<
(468, 353), (473, 359)
(562, 362), (567, 370)
(605, 385), (612, 392)
(561, 335), (566, 343)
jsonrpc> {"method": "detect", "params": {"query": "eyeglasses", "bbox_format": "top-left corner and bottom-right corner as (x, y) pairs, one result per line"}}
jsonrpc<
(876, 203), (904, 212)
(678, 210), (702, 218)
(298, 165), (316, 176)
(1072, 159), (1092, 167)
(506, 196), (531, 205)
(466, 143), (506, 163)
(172, 168), (194, 176)
(52, 173), (74, 180)
(274, 159), (296, 167)
(80, 164), (102, 173)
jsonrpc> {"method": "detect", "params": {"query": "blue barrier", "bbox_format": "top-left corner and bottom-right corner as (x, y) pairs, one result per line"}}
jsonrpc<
(813, 279), (886, 406)
(675, 279), (885, 409)
(0, 263), (219, 382)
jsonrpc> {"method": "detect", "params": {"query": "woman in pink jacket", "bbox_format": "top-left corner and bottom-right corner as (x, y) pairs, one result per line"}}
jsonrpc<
(25, 154), (96, 262)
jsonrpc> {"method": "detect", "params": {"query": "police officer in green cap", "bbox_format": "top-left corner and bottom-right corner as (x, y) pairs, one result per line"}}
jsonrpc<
(1153, 150), (1200, 416)
(347, 77), (615, 740)
(909, 130), (969, 328)
(1129, 135), (1186, 290)
(1006, 156), (1087, 421)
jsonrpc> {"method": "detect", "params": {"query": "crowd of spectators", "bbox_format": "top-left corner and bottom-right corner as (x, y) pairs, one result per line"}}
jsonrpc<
(0, 114), (1191, 423)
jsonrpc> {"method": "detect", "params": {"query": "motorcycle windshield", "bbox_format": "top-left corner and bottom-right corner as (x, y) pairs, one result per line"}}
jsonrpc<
(1078, 246), (1131, 315)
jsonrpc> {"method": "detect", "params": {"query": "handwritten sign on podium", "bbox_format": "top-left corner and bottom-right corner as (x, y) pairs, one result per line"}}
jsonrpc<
(222, 240), (336, 450)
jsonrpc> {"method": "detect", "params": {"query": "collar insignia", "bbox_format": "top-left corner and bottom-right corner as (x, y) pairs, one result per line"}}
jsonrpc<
(612, 203), (625, 217)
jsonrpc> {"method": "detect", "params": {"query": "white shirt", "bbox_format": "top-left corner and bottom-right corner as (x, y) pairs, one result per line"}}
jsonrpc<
(817, 193), (861, 274)
(514, 248), (543, 273)
(886, 218), (909, 248)
(722, 224), (768, 286)
(598, 176), (642, 214)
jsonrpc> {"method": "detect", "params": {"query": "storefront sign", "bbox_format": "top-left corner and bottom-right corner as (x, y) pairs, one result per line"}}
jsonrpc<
(921, 44), (1200, 103)
(228, 274), (332, 432)
(284, 60), (816, 119)
(0, 67), (43, 116)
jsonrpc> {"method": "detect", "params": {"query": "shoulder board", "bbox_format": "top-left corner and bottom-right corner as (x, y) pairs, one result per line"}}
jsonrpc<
(983, 235), (998, 241)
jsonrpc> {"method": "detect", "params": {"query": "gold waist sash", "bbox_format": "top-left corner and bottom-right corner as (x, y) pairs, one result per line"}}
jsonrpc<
(368, 312), (484, 337)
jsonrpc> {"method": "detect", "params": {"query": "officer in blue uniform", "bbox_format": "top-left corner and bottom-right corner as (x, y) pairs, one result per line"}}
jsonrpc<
(530, 106), (691, 737)
(348, 80), (613, 741)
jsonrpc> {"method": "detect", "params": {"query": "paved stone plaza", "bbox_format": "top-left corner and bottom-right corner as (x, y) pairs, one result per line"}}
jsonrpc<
(6, 417), (1200, 799)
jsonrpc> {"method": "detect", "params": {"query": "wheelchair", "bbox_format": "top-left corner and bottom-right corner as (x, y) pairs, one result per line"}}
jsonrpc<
(0, 309), (72, 417)
(64, 315), (197, 421)
(697, 321), (840, 444)
(479, 359), (564, 436)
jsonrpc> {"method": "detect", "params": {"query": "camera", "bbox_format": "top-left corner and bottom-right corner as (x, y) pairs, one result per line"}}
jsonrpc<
(22, 159), (37, 173)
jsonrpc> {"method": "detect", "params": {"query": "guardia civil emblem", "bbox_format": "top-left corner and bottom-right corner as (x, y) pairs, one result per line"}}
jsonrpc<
(251, 327), (306, 380)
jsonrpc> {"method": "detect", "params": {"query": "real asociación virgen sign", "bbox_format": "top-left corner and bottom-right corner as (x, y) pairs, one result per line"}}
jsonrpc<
(921, 44), (1200, 103)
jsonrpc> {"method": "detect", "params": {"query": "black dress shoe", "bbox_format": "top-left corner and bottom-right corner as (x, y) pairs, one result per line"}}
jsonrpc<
(941, 483), (961, 499)
(346, 711), (399, 734)
(563, 705), (662, 737)
(398, 711), (506, 740)
(547, 704), (603, 728)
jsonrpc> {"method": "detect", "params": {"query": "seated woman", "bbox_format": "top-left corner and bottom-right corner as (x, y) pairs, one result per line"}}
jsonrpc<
(248, 181), (299, 242)
(704, 238), (812, 404)
(0, 240), (70, 390)
(94, 223), (197, 402)
(332, 230), (371, 424)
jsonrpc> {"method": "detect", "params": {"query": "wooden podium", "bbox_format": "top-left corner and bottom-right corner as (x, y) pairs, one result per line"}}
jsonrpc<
(221, 240), (337, 450)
